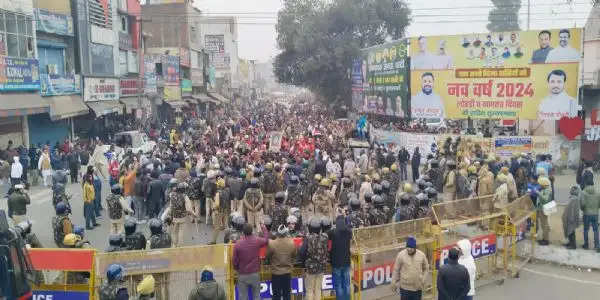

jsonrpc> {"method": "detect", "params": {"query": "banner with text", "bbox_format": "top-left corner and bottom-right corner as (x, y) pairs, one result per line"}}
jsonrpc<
(409, 28), (581, 120)
(0, 57), (40, 91)
(352, 40), (409, 117)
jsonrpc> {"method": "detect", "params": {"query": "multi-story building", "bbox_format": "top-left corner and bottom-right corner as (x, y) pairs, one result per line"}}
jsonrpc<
(142, 0), (217, 122)
(30, 0), (88, 146)
(0, 1), (41, 147)
(201, 16), (239, 101)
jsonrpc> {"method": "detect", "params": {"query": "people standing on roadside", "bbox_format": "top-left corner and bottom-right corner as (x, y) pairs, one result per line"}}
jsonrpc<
(437, 248), (470, 300)
(580, 175), (600, 252)
(398, 147), (410, 181)
(391, 236), (429, 300)
(411, 148), (421, 182)
(83, 174), (98, 230)
(188, 266), (227, 300)
(330, 213), (352, 300)
(108, 152), (120, 187)
(457, 239), (476, 300)
(266, 225), (297, 300)
(536, 176), (552, 246)
(299, 218), (329, 300)
(7, 184), (30, 224)
(233, 223), (269, 300)
(38, 148), (53, 187)
(123, 162), (138, 209)
(106, 184), (133, 234)
(562, 185), (581, 250)
(10, 156), (22, 186)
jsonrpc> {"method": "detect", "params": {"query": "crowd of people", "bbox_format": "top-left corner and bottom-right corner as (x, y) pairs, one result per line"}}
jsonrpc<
(5, 94), (599, 300)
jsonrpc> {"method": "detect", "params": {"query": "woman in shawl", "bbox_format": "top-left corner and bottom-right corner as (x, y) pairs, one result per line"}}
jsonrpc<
(562, 185), (581, 249)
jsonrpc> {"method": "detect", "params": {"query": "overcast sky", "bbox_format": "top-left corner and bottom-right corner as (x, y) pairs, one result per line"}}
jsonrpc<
(193, 0), (593, 63)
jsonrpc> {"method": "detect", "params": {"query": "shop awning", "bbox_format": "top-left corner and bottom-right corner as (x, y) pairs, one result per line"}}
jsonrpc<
(47, 95), (89, 121)
(120, 97), (151, 112)
(194, 94), (214, 103)
(0, 93), (50, 117)
(208, 92), (230, 104)
(86, 100), (123, 117)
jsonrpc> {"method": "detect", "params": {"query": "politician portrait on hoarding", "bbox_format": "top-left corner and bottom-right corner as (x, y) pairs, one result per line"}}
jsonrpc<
(411, 36), (436, 70)
(531, 30), (553, 63)
(545, 29), (579, 63)
(411, 72), (445, 118)
(538, 69), (578, 119)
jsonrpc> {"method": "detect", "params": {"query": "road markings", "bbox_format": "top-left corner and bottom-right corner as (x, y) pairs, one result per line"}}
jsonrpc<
(522, 267), (600, 286)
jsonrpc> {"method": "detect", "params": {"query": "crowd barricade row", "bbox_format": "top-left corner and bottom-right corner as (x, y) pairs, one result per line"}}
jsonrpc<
(26, 196), (535, 300)
(28, 248), (96, 300)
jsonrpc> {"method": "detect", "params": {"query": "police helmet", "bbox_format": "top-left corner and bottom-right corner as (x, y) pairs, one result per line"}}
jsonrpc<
(308, 217), (321, 233)
(16, 220), (32, 235)
(400, 193), (411, 205)
(106, 264), (125, 282)
(290, 175), (299, 185)
(314, 174), (323, 181)
(321, 217), (332, 232)
(350, 197), (361, 210)
(416, 179), (426, 190)
(347, 192), (357, 200)
(424, 182), (433, 189)
(254, 168), (263, 177)
(299, 173), (306, 181)
(111, 184), (123, 195)
(447, 160), (457, 168)
(224, 167), (233, 175)
(290, 207), (301, 219)
(168, 178), (178, 188)
(233, 215), (246, 229)
(364, 192), (374, 203)
(250, 178), (260, 188)
(124, 219), (137, 235)
(342, 177), (352, 187)
(109, 234), (123, 246)
(430, 160), (440, 168)
(372, 184), (382, 195)
(425, 187), (438, 198)
(229, 212), (242, 227)
(73, 225), (85, 238)
(275, 191), (286, 203)
(381, 180), (390, 191)
(422, 175), (431, 182)
(149, 218), (163, 235)
(177, 182), (189, 192)
(55, 201), (68, 215)
(416, 193), (428, 202)
(239, 169), (247, 178)
(265, 163), (273, 170)
(373, 195), (384, 207)
(263, 215), (273, 229)
(63, 233), (81, 247)
(53, 183), (65, 194)
(286, 215), (298, 224)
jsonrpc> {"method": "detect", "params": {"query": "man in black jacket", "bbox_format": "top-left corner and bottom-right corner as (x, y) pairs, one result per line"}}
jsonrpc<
(437, 248), (470, 300)
(146, 171), (165, 219)
(398, 147), (410, 181)
(330, 214), (352, 300)
(411, 148), (421, 183)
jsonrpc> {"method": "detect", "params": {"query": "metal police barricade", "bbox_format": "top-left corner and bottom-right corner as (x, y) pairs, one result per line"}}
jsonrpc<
(351, 218), (436, 300)
(28, 248), (97, 300)
(431, 195), (510, 299)
(95, 244), (231, 300)
(228, 237), (334, 300)
(503, 194), (537, 277)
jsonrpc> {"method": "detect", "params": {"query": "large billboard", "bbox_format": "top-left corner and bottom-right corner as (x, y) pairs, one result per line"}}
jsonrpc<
(409, 28), (581, 120)
(352, 40), (409, 117)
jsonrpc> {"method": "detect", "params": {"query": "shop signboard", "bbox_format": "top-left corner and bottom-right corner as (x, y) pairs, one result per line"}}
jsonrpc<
(409, 28), (581, 120)
(84, 77), (119, 101)
(205, 34), (230, 70)
(40, 74), (81, 96)
(163, 55), (180, 85)
(495, 136), (533, 158)
(0, 57), (40, 91)
(353, 40), (409, 117)
(35, 9), (74, 36)
(120, 78), (141, 97)
(191, 69), (204, 86)
(181, 79), (192, 94)
(180, 48), (190, 67)
(164, 86), (181, 101)
(144, 55), (158, 94)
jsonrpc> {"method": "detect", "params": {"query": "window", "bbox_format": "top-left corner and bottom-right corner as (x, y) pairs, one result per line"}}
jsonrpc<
(119, 15), (128, 33)
(89, 0), (113, 29)
(127, 51), (138, 73)
(38, 47), (66, 76)
(0, 10), (34, 58)
(155, 63), (163, 75)
(119, 50), (128, 75)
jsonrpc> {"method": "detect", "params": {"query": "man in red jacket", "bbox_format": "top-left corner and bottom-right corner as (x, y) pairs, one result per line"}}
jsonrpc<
(233, 223), (269, 300)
